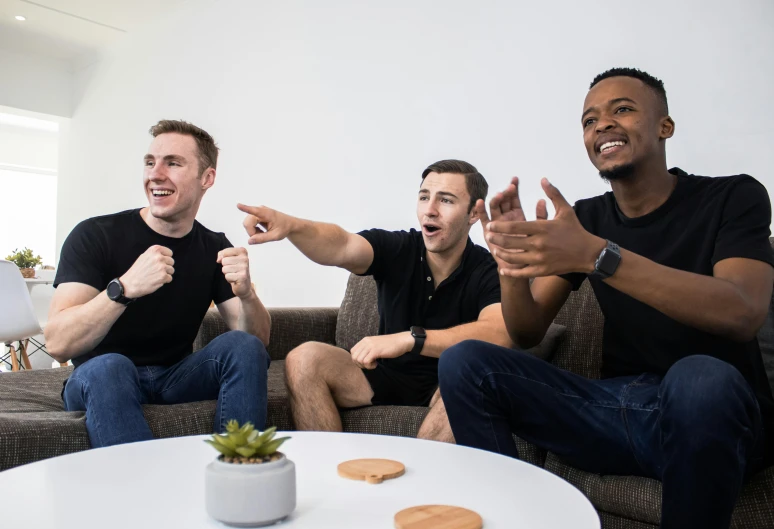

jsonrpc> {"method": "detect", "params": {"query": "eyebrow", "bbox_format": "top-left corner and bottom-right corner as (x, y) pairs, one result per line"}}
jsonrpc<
(144, 154), (187, 163)
(581, 97), (638, 120)
(419, 189), (459, 200)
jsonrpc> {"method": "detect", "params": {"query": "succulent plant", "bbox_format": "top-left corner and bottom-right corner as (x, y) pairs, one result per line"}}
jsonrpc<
(205, 420), (290, 463)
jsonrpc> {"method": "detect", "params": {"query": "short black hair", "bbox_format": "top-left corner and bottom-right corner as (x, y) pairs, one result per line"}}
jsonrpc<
(590, 67), (668, 114)
(421, 159), (488, 213)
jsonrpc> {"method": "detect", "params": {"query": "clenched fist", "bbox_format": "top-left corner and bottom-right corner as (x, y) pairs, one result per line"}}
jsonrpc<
(120, 245), (174, 299)
(351, 332), (414, 370)
(218, 247), (253, 299)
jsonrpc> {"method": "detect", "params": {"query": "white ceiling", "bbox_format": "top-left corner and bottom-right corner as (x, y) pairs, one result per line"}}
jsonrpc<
(0, 0), (189, 64)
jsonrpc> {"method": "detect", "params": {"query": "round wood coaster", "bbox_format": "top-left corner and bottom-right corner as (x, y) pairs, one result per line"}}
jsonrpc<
(337, 458), (405, 484)
(394, 505), (483, 529)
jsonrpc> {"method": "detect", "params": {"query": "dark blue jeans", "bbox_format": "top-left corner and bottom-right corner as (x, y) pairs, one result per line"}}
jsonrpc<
(439, 341), (768, 529)
(63, 330), (270, 448)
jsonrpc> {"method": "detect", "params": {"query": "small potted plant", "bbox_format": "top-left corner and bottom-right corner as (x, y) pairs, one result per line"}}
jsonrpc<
(205, 421), (295, 527)
(5, 248), (43, 278)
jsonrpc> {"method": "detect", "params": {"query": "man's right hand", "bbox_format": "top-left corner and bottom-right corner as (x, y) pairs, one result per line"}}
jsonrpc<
(476, 176), (540, 274)
(119, 245), (174, 299)
(237, 204), (297, 245)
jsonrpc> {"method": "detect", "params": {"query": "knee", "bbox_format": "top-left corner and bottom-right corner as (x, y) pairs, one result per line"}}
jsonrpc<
(77, 353), (137, 383)
(439, 340), (499, 389)
(66, 353), (138, 407)
(662, 355), (758, 428)
(219, 331), (270, 370)
(285, 342), (328, 384)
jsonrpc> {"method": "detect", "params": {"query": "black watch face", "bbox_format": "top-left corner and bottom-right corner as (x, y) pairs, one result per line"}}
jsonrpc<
(598, 249), (620, 276)
(411, 326), (427, 339)
(106, 280), (122, 300)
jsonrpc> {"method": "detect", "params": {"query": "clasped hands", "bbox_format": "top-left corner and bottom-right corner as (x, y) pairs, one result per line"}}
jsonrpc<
(478, 177), (606, 279)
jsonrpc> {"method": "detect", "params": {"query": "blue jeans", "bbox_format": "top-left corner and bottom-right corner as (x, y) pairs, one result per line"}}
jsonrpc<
(439, 341), (768, 529)
(63, 331), (270, 448)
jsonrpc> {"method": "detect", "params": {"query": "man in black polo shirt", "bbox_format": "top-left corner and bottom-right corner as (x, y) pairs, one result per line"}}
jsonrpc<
(440, 68), (774, 528)
(238, 160), (511, 441)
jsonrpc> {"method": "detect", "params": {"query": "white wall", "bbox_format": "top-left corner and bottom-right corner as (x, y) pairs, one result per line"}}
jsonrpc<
(58, 0), (774, 307)
(0, 49), (72, 117)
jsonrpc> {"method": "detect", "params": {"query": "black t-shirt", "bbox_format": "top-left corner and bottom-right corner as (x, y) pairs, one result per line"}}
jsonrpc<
(562, 169), (774, 443)
(55, 209), (235, 367)
(357, 228), (501, 395)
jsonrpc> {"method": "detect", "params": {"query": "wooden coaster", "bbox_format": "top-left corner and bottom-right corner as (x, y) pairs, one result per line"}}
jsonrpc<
(337, 458), (405, 484)
(394, 505), (483, 529)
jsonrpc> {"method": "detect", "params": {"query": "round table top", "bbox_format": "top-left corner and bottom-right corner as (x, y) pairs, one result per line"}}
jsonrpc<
(0, 432), (599, 529)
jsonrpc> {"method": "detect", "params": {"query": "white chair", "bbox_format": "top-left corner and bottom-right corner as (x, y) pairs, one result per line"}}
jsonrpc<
(0, 260), (44, 371)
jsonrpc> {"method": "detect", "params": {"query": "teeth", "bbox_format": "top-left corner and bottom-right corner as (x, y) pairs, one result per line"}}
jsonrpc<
(600, 141), (625, 153)
(152, 190), (173, 196)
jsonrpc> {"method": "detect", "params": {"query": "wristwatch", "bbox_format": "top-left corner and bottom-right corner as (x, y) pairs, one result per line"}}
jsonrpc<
(590, 240), (621, 279)
(106, 278), (134, 305)
(410, 326), (427, 355)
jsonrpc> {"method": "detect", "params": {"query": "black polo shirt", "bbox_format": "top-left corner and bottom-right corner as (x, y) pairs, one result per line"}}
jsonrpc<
(357, 228), (501, 399)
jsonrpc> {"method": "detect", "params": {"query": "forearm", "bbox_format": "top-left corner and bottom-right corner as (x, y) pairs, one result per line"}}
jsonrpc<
(500, 278), (546, 348)
(235, 291), (272, 345)
(44, 292), (125, 362)
(606, 248), (762, 342)
(420, 321), (513, 358)
(287, 218), (354, 267)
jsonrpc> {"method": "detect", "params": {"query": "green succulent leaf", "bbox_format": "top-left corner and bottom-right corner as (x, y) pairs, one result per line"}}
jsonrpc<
(212, 434), (237, 450)
(255, 436), (290, 456)
(235, 446), (257, 458)
(205, 439), (237, 457)
(257, 426), (277, 444)
(225, 420), (240, 434)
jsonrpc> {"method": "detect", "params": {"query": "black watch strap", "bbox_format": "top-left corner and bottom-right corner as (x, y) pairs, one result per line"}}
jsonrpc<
(410, 326), (426, 355)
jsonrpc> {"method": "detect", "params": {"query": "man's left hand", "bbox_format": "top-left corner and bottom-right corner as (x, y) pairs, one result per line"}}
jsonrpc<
(351, 332), (414, 370)
(217, 247), (254, 299)
(486, 178), (606, 278)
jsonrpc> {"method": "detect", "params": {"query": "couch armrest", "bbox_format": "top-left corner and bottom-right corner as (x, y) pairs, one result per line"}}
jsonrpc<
(194, 307), (339, 361)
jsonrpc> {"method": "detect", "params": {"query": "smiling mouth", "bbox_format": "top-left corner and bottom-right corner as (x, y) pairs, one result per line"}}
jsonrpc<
(598, 140), (626, 154)
(151, 189), (174, 197)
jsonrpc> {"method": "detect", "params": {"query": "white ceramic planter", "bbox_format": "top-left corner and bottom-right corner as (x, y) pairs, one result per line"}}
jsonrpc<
(205, 453), (296, 527)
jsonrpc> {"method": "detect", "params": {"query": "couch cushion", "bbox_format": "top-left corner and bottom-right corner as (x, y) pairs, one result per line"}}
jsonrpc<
(545, 452), (774, 528)
(552, 280), (605, 379)
(336, 274), (380, 351)
(0, 366), (70, 412)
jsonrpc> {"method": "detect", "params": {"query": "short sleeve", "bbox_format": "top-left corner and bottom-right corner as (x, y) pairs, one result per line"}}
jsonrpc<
(54, 220), (109, 291)
(475, 258), (502, 312)
(559, 272), (587, 291)
(712, 177), (774, 267)
(357, 229), (412, 281)
(212, 234), (237, 304)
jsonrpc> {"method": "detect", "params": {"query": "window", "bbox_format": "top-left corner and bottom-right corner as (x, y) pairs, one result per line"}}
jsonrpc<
(0, 112), (59, 266)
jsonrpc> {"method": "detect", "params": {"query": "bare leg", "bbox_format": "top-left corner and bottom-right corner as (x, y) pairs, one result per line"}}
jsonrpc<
(285, 342), (373, 431)
(417, 388), (455, 443)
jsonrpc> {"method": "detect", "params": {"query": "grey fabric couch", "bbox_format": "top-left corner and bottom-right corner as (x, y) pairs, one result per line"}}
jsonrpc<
(2, 246), (774, 528)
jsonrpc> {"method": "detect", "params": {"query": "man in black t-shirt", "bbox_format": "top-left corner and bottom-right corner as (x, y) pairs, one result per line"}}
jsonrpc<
(440, 69), (774, 529)
(237, 160), (511, 442)
(46, 120), (272, 448)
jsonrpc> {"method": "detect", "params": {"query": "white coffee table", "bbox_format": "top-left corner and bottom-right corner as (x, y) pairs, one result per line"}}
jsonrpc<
(0, 432), (599, 528)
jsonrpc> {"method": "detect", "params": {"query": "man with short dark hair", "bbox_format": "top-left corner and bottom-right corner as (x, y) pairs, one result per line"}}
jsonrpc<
(238, 160), (511, 442)
(46, 120), (273, 448)
(440, 68), (774, 528)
